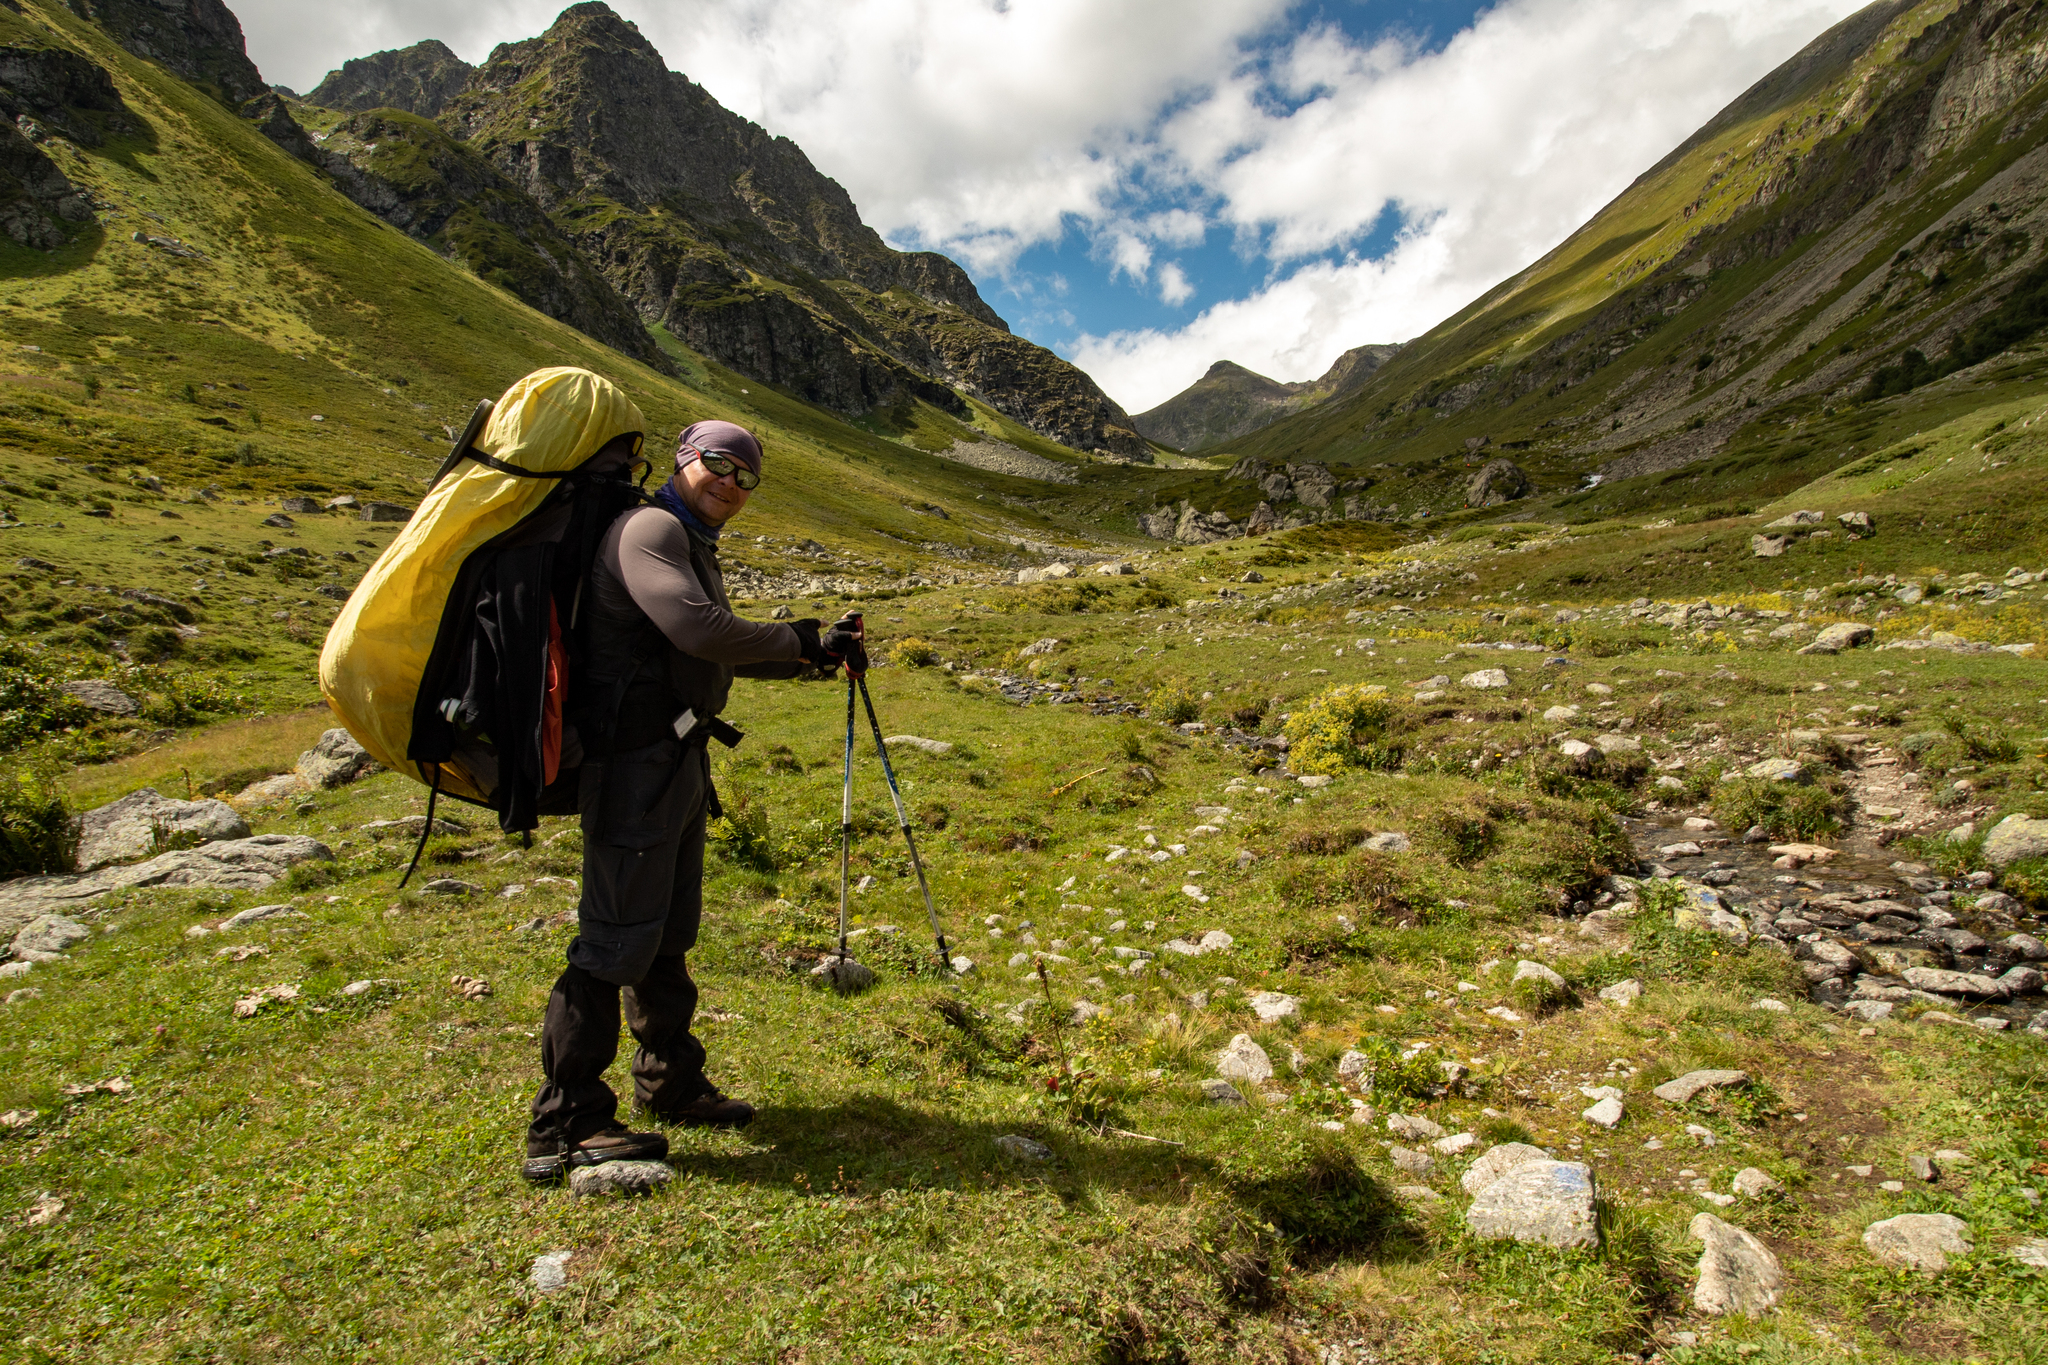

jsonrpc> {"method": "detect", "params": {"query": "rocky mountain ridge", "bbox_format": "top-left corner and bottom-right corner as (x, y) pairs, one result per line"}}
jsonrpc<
(300, 39), (471, 117)
(298, 3), (1149, 458)
(1132, 343), (1399, 452)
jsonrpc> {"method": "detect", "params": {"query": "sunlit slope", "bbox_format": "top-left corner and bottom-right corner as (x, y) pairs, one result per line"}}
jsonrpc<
(0, 0), (1171, 572)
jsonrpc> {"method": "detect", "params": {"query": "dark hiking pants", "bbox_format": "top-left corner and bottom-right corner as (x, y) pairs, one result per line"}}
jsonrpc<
(528, 737), (716, 1146)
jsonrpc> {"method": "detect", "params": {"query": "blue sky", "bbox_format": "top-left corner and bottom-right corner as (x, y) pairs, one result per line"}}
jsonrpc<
(237, 0), (1865, 411)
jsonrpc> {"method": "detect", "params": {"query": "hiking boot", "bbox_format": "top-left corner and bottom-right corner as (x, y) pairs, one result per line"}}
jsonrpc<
(521, 1124), (669, 1183)
(654, 1087), (755, 1129)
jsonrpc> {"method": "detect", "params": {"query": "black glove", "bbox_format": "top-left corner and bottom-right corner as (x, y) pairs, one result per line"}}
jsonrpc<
(822, 613), (868, 676)
(790, 618), (833, 670)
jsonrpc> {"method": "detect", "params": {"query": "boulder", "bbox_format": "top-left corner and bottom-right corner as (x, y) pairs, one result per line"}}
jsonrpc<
(1799, 622), (1873, 655)
(359, 501), (414, 523)
(1460, 1141), (1551, 1195)
(75, 788), (249, 871)
(1465, 1160), (1599, 1249)
(260, 512), (295, 529)
(1201, 1078), (1246, 1106)
(1863, 1213), (1972, 1274)
(1751, 534), (1789, 559)
(1460, 668), (1510, 689)
(1335, 1049), (1369, 1083)
(1689, 1213), (1784, 1317)
(1838, 511), (1873, 532)
(1215, 1033), (1273, 1083)
(60, 680), (138, 715)
(1583, 1096), (1624, 1128)
(0, 836), (332, 938)
(296, 729), (374, 788)
(279, 496), (321, 514)
(1902, 967), (2008, 998)
(1765, 510), (1824, 528)
(1983, 813), (2048, 868)
(1653, 1069), (1749, 1104)
(10, 914), (88, 959)
(1466, 459), (1531, 507)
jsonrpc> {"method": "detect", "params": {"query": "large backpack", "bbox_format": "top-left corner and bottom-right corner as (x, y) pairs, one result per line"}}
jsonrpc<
(319, 367), (651, 868)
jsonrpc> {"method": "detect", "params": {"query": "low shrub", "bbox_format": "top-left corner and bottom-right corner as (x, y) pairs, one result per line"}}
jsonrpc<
(1283, 684), (1406, 775)
(0, 767), (73, 877)
(888, 637), (937, 667)
(1146, 683), (1200, 725)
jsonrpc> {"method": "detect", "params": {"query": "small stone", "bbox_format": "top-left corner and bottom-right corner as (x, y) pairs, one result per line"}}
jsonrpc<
(1394, 1185), (1441, 1202)
(2011, 1239), (2048, 1269)
(1248, 990), (1299, 1022)
(1390, 1145), (1436, 1179)
(1732, 1168), (1782, 1198)
(421, 878), (478, 896)
(1201, 1078), (1245, 1106)
(1686, 1124), (1718, 1147)
(530, 1250), (573, 1295)
(1880, 1180), (1905, 1193)
(24, 1192), (65, 1227)
(1599, 979), (1642, 1007)
(1752, 998), (1790, 1013)
(1583, 1096), (1624, 1129)
(1387, 1113), (1445, 1141)
(883, 735), (954, 756)
(811, 956), (876, 995)
(218, 903), (303, 930)
(1335, 1049), (1369, 1083)
(1689, 1213), (1785, 1317)
(1216, 1033), (1273, 1083)
(569, 1160), (673, 1197)
(1654, 1069), (1750, 1104)
(450, 974), (491, 1000)
(1297, 774), (1333, 789)
(1460, 668), (1510, 689)
(1863, 1213), (1972, 1273)
(1434, 1132), (1479, 1156)
(995, 1134), (1054, 1162)
(1906, 1154), (1938, 1182)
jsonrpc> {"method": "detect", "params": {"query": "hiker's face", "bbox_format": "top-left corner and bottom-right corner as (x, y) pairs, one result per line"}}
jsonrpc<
(677, 452), (752, 526)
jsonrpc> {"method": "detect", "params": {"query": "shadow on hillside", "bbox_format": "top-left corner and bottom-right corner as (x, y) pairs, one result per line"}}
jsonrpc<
(666, 1091), (1216, 1200)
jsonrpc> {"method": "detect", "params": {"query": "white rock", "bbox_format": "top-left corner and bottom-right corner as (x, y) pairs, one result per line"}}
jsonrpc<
(1863, 1213), (1972, 1274)
(1461, 669), (1510, 689)
(1583, 1096), (1625, 1129)
(1461, 1141), (1552, 1195)
(1690, 1213), (1784, 1316)
(1599, 979), (1642, 1007)
(569, 1160), (674, 1197)
(1435, 1131), (1479, 1156)
(74, 788), (250, 871)
(1248, 991), (1299, 1022)
(1215, 1033), (1273, 1083)
(1654, 1070), (1750, 1104)
(883, 735), (954, 756)
(530, 1251), (573, 1295)
(1465, 1161), (1599, 1249)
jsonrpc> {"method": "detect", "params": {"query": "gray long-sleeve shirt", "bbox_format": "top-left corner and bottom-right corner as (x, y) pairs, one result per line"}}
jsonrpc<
(593, 505), (803, 671)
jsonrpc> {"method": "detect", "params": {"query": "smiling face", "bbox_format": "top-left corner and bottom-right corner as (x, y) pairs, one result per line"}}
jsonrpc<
(676, 451), (753, 527)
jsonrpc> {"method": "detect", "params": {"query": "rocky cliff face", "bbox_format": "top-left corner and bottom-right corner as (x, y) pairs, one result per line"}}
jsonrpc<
(305, 40), (472, 117)
(413, 2), (1145, 453)
(1133, 344), (1400, 452)
(60, 0), (318, 163)
(0, 37), (130, 247)
(313, 110), (673, 372)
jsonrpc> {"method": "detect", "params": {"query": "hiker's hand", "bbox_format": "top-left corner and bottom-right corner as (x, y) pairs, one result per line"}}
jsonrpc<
(822, 613), (868, 676)
(790, 618), (835, 671)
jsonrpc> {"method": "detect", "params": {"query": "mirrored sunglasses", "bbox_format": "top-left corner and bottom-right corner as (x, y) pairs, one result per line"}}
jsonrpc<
(693, 449), (760, 490)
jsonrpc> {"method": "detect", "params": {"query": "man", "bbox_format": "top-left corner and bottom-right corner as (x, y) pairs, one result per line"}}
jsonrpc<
(523, 419), (862, 1182)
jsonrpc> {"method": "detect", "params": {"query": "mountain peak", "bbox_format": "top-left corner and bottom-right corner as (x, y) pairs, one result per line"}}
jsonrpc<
(306, 39), (474, 117)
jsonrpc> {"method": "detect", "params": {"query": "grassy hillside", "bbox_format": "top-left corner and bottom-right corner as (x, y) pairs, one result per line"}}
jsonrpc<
(1219, 0), (2048, 535)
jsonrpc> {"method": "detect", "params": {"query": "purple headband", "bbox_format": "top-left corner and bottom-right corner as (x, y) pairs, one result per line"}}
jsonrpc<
(675, 419), (763, 475)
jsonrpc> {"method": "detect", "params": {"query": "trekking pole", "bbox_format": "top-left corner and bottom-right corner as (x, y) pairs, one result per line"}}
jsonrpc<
(855, 671), (954, 973)
(837, 667), (856, 963)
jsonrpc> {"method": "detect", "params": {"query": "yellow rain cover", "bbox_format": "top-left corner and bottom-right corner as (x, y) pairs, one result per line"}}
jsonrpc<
(319, 367), (646, 802)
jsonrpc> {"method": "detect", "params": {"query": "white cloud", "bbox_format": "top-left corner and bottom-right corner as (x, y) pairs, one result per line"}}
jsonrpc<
(1078, 0), (1871, 409)
(1157, 262), (1194, 307)
(230, 0), (1872, 414)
